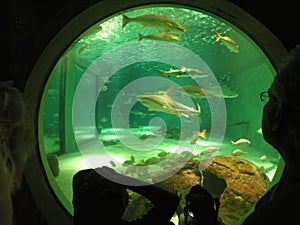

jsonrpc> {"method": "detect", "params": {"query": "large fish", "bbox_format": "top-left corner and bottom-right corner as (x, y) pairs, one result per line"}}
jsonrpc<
(155, 68), (187, 78)
(205, 86), (239, 98)
(122, 14), (186, 34)
(156, 66), (209, 79)
(177, 85), (239, 99)
(136, 86), (200, 118)
(138, 31), (182, 42)
(177, 85), (211, 98)
(216, 32), (239, 53)
(180, 66), (210, 77)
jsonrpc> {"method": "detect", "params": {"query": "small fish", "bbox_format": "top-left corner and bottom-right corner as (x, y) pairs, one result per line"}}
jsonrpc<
(109, 160), (116, 167)
(100, 116), (108, 123)
(100, 85), (108, 92)
(122, 14), (186, 34)
(231, 138), (251, 146)
(138, 32), (182, 42)
(78, 43), (90, 55)
(257, 128), (263, 134)
(231, 149), (247, 156)
(145, 157), (161, 165)
(216, 32), (239, 53)
(122, 155), (135, 166)
(260, 155), (267, 161)
(190, 129), (207, 145)
(157, 151), (169, 158)
(198, 147), (219, 170)
(47, 89), (60, 96)
(229, 121), (250, 127)
(205, 86), (239, 98)
(200, 146), (220, 156)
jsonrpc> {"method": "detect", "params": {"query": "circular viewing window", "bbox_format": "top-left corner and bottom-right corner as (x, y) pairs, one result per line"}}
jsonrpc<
(25, 1), (286, 225)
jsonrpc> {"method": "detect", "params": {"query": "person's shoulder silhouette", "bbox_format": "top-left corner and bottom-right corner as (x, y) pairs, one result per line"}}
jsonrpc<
(242, 44), (300, 225)
(72, 166), (180, 225)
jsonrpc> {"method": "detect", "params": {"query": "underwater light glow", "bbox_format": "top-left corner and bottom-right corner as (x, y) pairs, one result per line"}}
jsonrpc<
(196, 140), (221, 147)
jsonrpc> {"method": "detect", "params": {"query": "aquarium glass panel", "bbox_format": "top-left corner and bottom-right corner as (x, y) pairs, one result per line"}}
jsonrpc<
(40, 5), (279, 225)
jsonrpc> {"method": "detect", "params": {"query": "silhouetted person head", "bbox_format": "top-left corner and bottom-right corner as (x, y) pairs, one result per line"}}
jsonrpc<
(262, 44), (300, 167)
(242, 45), (300, 225)
(72, 169), (129, 225)
(184, 184), (220, 225)
(0, 81), (34, 225)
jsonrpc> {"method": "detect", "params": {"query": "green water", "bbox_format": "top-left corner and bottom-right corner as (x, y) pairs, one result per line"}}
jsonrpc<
(40, 5), (279, 225)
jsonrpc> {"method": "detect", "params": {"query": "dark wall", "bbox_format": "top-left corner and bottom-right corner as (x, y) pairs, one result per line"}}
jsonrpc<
(229, 0), (299, 51)
(2, 1), (298, 225)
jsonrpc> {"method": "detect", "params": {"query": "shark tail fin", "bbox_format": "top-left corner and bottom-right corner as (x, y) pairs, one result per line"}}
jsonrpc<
(155, 69), (165, 76)
(193, 100), (201, 114)
(138, 33), (143, 41)
(216, 32), (222, 42)
(122, 14), (130, 28)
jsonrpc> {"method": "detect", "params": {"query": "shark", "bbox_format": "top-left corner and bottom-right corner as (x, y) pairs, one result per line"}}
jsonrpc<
(177, 85), (239, 99)
(155, 66), (210, 79)
(136, 86), (201, 118)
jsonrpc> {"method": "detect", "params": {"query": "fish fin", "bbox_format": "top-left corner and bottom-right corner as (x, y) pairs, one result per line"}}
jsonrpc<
(231, 140), (235, 145)
(140, 24), (146, 29)
(192, 100), (201, 114)
(216, 32), (222, 42)
(165, 85), (177, 97)
(122, 14), (130, 28)
(199, 129), (207, 139)
(180, 66), (186, 71)
(181, 113), (189, 118)
(137, 33), (143, 41)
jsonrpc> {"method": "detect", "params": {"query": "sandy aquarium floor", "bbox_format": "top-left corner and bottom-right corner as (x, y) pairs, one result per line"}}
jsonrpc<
(53, 130), (280, 206)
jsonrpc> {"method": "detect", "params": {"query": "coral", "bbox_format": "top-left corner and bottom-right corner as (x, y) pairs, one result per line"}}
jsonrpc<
(205, 156), (270, 225)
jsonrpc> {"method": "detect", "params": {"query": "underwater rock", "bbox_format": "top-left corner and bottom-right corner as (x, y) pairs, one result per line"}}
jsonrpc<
(204, 155), (270, 225)
(122, 155), (269, 224)
(47, 153), (60, 177)
(123, 166), (202, 221)
(156, 168), (202, 209)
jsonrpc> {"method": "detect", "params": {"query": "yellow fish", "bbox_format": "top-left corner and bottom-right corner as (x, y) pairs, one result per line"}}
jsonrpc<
(216, 32), (239, 53)
(138, 32), (182, 42)
(122, 14), (186, 34)
(231, 138), (251, 146)
(190, 129), (207, 145)
(231, 149), (247, 156)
